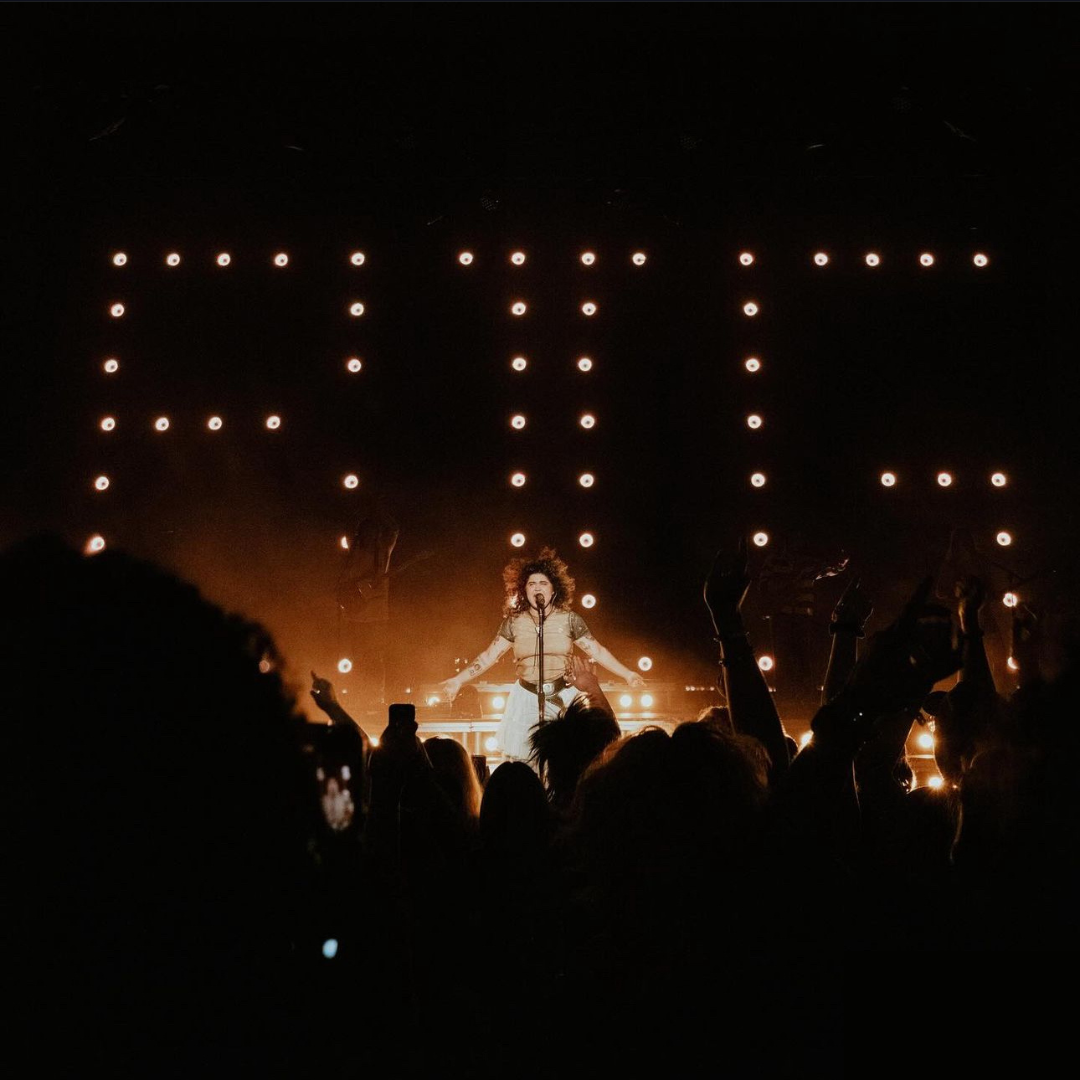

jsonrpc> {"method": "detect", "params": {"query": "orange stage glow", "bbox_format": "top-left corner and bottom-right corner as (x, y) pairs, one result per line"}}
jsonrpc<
(511, 356), (528, 371)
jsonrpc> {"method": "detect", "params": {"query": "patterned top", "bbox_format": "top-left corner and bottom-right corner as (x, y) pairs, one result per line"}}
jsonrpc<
(497, 609), (592, 684)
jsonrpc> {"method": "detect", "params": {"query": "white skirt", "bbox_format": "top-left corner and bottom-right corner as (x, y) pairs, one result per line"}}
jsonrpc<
(496, 680), (580, 761)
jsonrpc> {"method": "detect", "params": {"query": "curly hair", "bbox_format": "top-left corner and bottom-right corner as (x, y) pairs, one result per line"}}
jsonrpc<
(502, 546), (575, 613)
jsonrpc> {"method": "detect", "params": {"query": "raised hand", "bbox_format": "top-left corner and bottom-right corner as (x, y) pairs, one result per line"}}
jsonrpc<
(704, 536), (751, 636)
(438, 677), (461, 703)
(954, 575), (986, 635)
(832, 575), (874, 634)
(310, 669), (337, 707)
(568, 654), (603, 697)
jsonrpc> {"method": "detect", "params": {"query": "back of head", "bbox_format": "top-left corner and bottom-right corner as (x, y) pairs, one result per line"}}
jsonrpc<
(423, 735), (483, 822)
(479, 760), (551, 858)
(531, 694), (620, 809)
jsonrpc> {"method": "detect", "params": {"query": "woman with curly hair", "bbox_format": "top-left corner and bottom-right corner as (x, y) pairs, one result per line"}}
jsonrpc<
(439, 548), (644, 763)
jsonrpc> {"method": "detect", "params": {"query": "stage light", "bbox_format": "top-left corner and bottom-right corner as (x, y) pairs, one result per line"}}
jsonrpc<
(427, 694), (441, 707)
(338, 658), (353, 674)
(742, 302), (759, 316)
(973, 253), (989, 268)
(927, 775), (944, 789)
(110, 303), (125, 317)
(112, 252), (127, 266)
(511, 301), (527, 316)
(207, 416), (223, 431)
(322, 939), (338, 960)
(103, 358), (119, 374)
(346, 357), (363, 373)
(577, 473), (595, 489)
(1007, 656), (1019, 672)
(273, 252), (289, 267)
(492, 695), (506, 710)
(166, 252), (181, 266)
(510, 533), (526, 548)
(638, 656), (653, 672)
(84, 535), (106, 555)
(813, 252), (829, 266)
(746, 414), (763, 429)
(340, 535), (350, 550)
(757, 655), (774, 672)
(881, 471), (896, 487)
(752, 531), (769, 547)
(100, 417), (116, 432)
(581, 251), (596, 266)
(510, 472), (526, 487)
(581, 593), (596, 609)
(369, 735), (379, 746)
(94, 475), (110, 491)
(458, 251), (474, 265)
(266, 415), (282, 430)
(216, 253), (231, 267)
(484, 735), (498, 752)
(916, 732), (934, 750)
(581, 302), (597, 316)
(619, 694), (633, 708)
(920, 253), (935, 267)
(865, 252), (881, 267)
(744, 357), (761, 373)
(154, 417), (170, 432)
(996, 530), (1013, 547)
(343, 474), (359, 489)
(991, 472), (1007, 488)
(350, 251), (366, 266)
(579, 532), (594, 548)
(800, 731), (813, 747)
(640, 693), (654, 708)
(349, 302), (365, 317)
(750, 472), (766, 488)
(631, 252), (647, 266)
(739, 252), (754, 266)
(937, 472), (953, 487)
(511, 356), (528, 372)
(510, 414), (527, 430)
(510, 251), (526, 265)
(579, 413), (596, 429)
(577, 356), (593, 372)
(1003, 592), (1018, 608)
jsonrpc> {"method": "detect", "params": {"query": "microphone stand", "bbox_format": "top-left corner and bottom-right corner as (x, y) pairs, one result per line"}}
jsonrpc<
(536, 599), (546, 728)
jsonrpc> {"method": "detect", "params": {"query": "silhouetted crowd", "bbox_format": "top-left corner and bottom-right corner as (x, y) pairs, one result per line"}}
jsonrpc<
(3, 536), (1077, 1077)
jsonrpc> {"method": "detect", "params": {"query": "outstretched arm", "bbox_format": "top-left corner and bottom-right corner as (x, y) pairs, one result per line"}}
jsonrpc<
(440, 635), (512, 700)
(574, 634), (645, 687)
(822, 577), (874, 704)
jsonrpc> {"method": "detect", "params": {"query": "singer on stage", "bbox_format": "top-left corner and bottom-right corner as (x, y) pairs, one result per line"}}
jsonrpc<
(439, 548), (645, 762)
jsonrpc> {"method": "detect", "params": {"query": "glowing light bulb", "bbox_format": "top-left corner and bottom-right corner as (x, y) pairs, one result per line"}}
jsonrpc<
(865, 252), (881, 267)
(340, 535), (350, 550)
(1007, 656), (1019, 672)
(112, 252), (127, 266)
(491, 695), (506, 710)
(84, 534), (106, 555)
(216, 253), (231, 267)
(880, 471), (897, 487)
(579, 413), (596, 429)
(750, 472), (766, 488)
(916, 732), (935, 750)
(346, 357), (363, 373)
(510, 472), (526, 487)
(510, 533), (526, 548)
(165, 252), (181, 267)
(577, 472), (595, 488)
(103, 358), (119, 374)
(758, 655), (774, 672)
(744, 357), (761, 373)
(1003, 592), (1018, 608)
(578, 532), (595, 548)
(581, 593), (596, 609)
(458, 251), (473, 266)
(581, 301), (597, 316)
(350, 251), (366, 266)
(511, 356), (528, 372)
(742, 301), (759, 316)
(368, 735), (379, 746)
(631, 252), (647, 266)
(94, 475), (110, 491)
(322, 939), (339, 959)
(484, 735), (498, 752)
(266, 415), (281, 430)
(343, 474), (359, 489)
(510, 414), (527, 430)
(577, 356), (593, 372)
(973, 253), (989, 268)
(937, 472), (953, 487)
(640, 693), (654, 708)
(154, 417), (170, 432)
(510, 251), (526, 265)
(511, 301), (527, 316)
(991, 472), (1007, 488)
(349, 301), (365, 317)
(996, 530), (1013, 547)
(800, 731), (813, 747)
(207, 416), (223, 431)
(338, 658), (353, 674)
(739, 252), (754, 266)
(273, 252), (288, 267)
(746, 414), (763, 430)
(920, 253), (935, 267)
(638, 656), (653, 672)
(109, 303), (125, 317)
(427, 695), (441, 707)
(813, 252), (829, 266)
(619, 694), (633, 708)
(927, 775), (944, 789)
(581, 251), (596, 266)
(100, 417), (116, 432)
(752, 531), (769, 548)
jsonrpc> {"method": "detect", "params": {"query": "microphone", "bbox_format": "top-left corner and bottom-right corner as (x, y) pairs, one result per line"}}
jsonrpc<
(535, 593), (547, 617)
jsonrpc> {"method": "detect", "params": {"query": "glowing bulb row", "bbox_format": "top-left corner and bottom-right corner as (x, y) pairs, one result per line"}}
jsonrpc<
(103, 357), (365, 376)
(509, 356), (594, 372)
(510, 532), (595, 549)
(879, 471), (1009, 488)
(618, 694), (656, 709)
(509, 413), (596, 430)
(508, 301), (598, 317)
(508, 472), (596, 488)
(458, 251), (647, 267)
(96, 414), (283, 432)
(111, 251), (367, 267)
(735, 251), (990, 268)
(110, 300), (369, 318)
